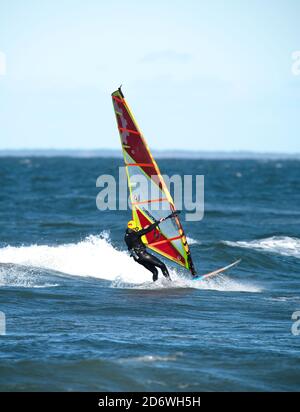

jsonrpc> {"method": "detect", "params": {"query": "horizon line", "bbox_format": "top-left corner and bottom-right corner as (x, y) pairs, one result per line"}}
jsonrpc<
(0, 148), (299, 159)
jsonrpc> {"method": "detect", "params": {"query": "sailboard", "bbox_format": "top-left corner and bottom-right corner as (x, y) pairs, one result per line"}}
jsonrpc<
(111, 86), (240, 280)
(192, 259), (241, 281)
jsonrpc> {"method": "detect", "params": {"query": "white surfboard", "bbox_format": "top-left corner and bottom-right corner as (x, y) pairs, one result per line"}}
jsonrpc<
(192, 259), (241, 281)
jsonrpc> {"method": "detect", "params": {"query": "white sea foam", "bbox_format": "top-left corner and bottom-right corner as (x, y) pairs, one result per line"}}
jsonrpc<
(0, 264), (58, 288)
(112, 269), (261, 293)
(186, 236), (200, 245)
(0, 233), (260, 292)
(190, 276), (261, 293)
(0, 233), (151, 284)
(224, 236), (300, 258)
(119, 352), (183, 363)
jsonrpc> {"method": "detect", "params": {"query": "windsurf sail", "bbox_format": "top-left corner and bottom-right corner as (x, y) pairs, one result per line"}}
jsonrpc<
(112, 87), (196, 276)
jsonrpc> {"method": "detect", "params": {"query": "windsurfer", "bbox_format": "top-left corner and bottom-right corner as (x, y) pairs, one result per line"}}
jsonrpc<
(125, 214), (177, 281)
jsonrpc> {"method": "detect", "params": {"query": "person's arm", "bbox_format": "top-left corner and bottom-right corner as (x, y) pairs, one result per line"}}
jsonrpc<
(136, 211), (179, 238)
(136, 221), (160, 237)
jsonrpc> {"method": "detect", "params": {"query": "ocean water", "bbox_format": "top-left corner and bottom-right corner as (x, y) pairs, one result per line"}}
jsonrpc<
(0, 157), (299, 391)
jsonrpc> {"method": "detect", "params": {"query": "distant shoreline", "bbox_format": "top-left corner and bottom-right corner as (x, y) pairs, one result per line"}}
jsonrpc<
(0, 149), (299, 159)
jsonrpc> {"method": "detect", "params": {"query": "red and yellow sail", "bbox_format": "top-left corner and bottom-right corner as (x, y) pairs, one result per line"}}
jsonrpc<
(112, 87), (196, 275)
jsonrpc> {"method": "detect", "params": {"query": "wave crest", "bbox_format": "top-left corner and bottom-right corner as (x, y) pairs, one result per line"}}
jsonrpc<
(0, 233), (260, 292)
(223, 236), (300, 258)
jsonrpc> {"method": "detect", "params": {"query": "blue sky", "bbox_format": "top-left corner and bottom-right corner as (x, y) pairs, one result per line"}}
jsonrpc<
(0, 0), (299, 152)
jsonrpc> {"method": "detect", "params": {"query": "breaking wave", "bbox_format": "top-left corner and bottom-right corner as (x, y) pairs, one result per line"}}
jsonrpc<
(223, 236), (300, 258)
(0, 233), (260, 292)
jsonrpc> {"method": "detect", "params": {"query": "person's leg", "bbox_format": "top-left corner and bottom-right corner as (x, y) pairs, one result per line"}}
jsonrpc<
(142, 251), (171, 280)
(135, 254), (159, 281)
(158, 262), (171, 280)
(144, 262), (159, 282)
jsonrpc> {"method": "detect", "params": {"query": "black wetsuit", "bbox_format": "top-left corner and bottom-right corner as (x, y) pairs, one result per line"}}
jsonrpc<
(124, 222), (171, 281)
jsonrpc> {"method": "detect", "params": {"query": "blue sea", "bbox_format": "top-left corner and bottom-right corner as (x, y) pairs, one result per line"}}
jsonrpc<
(0, 157), (299, 391)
